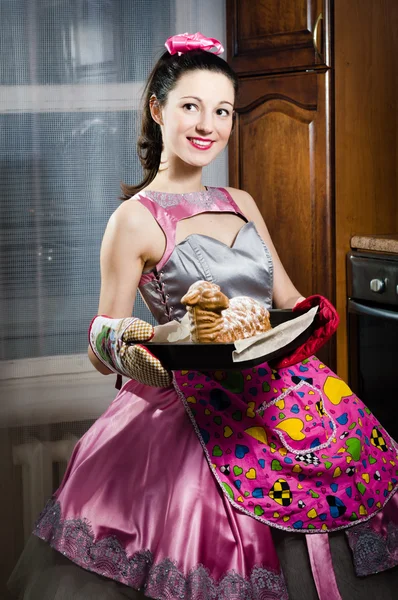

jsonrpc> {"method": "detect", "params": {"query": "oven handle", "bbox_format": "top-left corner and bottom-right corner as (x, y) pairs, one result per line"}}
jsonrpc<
(348, 299), (398, 321)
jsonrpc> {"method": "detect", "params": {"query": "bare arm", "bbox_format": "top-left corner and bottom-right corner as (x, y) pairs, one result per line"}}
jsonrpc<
(227, 188), (305, 309)
(88, 200), (164, 374)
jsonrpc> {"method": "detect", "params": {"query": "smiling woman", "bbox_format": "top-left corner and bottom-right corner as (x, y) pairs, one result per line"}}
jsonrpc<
(9, 28), (398, 600)
(150, 71), (234, 169)
(119, 47), (238, 199)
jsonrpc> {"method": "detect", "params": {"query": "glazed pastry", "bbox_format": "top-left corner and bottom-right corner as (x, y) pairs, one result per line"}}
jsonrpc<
(180, 280), (271, 343)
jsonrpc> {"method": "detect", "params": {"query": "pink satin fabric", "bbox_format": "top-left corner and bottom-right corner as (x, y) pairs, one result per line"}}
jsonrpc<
(306, 535), (342, 600)
(45, 379), (282, 585)
(165, 32), (224, 56)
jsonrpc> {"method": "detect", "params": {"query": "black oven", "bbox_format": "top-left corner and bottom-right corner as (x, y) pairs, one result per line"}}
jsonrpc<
(347, 250), (398, 441)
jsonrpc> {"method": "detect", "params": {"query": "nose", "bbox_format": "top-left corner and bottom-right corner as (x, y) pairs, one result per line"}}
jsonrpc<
(196, 110), (213, 135)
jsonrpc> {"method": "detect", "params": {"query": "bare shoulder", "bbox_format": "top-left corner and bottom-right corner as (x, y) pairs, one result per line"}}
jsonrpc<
(103, 199), (164, 263)
(108, 197), (154, 236)
(224, 187), (259, 219)
(107, 197), (161, 249)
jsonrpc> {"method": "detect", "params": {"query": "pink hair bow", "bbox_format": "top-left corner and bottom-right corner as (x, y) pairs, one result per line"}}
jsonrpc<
(165, 32), (224, 57)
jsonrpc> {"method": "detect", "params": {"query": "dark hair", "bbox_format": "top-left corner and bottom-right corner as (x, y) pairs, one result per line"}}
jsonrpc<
(120, 49), (238, 200)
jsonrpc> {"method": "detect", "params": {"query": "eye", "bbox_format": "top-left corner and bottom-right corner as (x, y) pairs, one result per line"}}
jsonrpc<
(217, 108), (230, 117)
(183, 103), (198, 112)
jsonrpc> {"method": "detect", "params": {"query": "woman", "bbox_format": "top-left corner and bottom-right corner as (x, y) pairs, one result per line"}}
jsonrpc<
(9, 32), (398, 600)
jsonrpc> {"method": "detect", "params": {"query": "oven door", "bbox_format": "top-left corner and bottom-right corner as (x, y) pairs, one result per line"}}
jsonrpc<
(348, 299), (398, 440)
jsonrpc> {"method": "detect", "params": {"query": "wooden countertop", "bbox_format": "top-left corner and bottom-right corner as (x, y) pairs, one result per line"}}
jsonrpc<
(351, 234), (398, 254)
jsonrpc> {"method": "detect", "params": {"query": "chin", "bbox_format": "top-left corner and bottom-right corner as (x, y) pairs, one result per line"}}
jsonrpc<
(189, 158), (214, 168)
(183, 152), (220, 168)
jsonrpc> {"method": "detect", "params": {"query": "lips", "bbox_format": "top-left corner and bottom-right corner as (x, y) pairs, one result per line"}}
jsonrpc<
(188, 137), (214, 150)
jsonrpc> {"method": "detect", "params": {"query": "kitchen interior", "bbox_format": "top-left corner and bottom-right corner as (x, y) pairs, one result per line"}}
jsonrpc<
(227, 0), (398, 438)
(1, 0), (397, 597)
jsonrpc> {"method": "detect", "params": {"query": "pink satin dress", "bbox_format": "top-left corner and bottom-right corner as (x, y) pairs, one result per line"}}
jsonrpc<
(9, 188), (398, 600)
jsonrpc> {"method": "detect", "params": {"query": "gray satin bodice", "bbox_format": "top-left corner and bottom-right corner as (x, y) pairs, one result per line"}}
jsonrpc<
(137, 189), (274, 324)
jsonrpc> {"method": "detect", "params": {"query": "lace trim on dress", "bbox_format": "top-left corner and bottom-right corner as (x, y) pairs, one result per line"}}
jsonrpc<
(142, 188), (229, 210)
(34, 498), (289, 600)
(346, 520), (398, 576)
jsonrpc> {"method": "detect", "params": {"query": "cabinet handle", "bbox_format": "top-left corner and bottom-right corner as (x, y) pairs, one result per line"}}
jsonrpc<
(313, 12), (323, 59)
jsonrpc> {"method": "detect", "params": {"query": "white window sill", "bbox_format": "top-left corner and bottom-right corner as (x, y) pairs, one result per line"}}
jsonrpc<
(0, 354), (118, 428)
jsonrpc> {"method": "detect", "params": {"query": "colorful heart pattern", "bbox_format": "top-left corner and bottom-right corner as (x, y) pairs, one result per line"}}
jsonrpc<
(174, 357), (398, 533)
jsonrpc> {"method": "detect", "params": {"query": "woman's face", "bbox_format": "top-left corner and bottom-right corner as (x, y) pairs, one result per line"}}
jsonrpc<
(157, 70), (235, 168)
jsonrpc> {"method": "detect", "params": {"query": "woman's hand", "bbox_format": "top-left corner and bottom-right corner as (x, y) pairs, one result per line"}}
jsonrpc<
(292, 295), (306, 309)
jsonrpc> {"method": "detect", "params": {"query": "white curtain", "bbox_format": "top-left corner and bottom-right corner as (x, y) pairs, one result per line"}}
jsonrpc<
(0, 0), (227, 407)
(1, 0), (227, 363)
(0, 1), (226, 593)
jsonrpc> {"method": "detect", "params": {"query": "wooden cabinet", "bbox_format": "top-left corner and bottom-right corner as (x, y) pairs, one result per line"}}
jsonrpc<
(333, 0), (398, 378)
(230, 71), (332, 301)
(227, 0), (398, 377)
(227, 0), (329, 75)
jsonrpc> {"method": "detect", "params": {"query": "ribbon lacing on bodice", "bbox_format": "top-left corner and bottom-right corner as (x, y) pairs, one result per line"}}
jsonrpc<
(153, 268), (174, 320)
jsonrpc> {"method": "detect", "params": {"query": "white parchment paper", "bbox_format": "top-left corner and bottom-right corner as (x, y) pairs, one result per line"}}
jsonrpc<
(232, 306), (318, 362)
(151, 307), (318, 363)
(152, 312), (191, 343)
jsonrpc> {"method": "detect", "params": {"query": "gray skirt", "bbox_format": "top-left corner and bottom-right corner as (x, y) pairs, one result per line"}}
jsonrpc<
(8, 531), (398, 600)
(8, 535), (148, 600)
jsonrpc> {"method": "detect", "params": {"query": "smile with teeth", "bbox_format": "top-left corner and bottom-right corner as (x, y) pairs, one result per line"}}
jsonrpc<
(188, 137), (214, 150)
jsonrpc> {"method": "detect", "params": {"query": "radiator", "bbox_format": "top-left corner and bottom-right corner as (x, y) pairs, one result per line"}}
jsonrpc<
(12, 437), (78, 541)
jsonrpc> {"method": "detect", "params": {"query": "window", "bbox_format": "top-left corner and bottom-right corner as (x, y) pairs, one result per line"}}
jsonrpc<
(0, 0), (227, 363)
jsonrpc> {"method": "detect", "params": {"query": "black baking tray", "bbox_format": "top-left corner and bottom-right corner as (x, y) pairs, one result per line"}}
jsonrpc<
(142, 309), (315, 370)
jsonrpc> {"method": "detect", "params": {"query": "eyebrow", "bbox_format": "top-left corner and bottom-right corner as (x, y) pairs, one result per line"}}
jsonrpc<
(180, 95), (234, 107)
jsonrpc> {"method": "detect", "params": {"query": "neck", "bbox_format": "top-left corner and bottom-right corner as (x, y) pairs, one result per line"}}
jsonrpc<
(148, 157), (205, 193)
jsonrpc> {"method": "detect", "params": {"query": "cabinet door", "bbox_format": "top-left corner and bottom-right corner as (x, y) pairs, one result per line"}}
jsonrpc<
(229, 71), (335, 365)
(227, 0), (330, 74)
